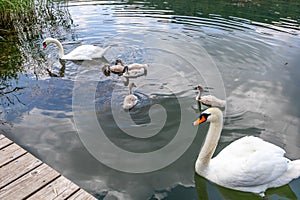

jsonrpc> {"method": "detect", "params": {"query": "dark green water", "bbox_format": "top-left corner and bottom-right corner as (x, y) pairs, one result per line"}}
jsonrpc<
(1, 0), (300, 199)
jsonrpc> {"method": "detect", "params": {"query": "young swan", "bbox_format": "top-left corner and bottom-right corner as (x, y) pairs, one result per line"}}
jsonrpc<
(122, 63), (148, 78)
(127, 63), (148, 72)
(193, 107), (300, 198)
(106, 58), (148, 77)
(195, 85), (225, 108)
(102, 59), (129, 76)
(42, 37), (110, 60)
(123, 82), (138, 110)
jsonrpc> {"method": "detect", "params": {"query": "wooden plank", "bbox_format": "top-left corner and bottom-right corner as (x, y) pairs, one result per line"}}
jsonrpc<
(0, 137), (13, 149)
(27, 176), (80, 200)
(0, 134), (5, 140)
(0, 134), (96, 200)
(0, 143), (26, 167)
(0, 164), (60, 199)
(67, 189), (97, 200)
(0, 153), (43, 189)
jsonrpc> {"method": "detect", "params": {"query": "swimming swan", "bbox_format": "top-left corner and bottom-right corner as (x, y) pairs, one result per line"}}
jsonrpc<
(42, 37), (110, 60)
(105, 58), (148, 78)
(123, 82), (138, 110)
(123, 63), (148, 79)
(193, 107), (300, 198)
(127, 63), (148, 71)
(102, 59), (129, 76)
(196, 85), (225, 108)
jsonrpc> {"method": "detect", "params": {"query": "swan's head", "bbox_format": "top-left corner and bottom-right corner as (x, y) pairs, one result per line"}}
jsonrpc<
(42, 40), (48, 50)
(193, 107), (223, 125)
(102, 64), (111, 76)
(195, 85), (204, 92)
(115, 58), (124, 66)
(42, 38), (53, 50)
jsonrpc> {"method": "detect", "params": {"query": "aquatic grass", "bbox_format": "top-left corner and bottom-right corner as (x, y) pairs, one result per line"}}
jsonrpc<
(0, 0), (73, 82)
(0, 0), (35, 82)
(0, 0), (33, 12)
(0, 0), (34, 29)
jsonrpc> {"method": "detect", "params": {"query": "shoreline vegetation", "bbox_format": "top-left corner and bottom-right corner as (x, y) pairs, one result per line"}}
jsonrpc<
(0, 0), (72, 74)
(0, 0), (35, 127)
(0, 0), (72, 105)
(0, 0), (35, 80)
(0, 0), (34, 31)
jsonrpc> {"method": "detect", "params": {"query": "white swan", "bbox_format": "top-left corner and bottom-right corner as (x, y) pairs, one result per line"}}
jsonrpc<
(193, 107), (300, 198)
(196, 85), (225, 108)
(123, 82), (138, 110)
(42, 38), (110, 60)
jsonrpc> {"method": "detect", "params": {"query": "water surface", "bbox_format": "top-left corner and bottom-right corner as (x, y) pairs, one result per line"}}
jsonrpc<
(1, 0), (300, 199)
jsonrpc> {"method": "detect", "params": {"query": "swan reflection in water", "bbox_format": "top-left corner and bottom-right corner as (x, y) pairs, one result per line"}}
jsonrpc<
(195, 174), (298, 200)
(45, 57), (109, 78)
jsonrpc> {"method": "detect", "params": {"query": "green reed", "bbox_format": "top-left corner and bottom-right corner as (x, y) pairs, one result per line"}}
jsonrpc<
(0, 0), (34, 29)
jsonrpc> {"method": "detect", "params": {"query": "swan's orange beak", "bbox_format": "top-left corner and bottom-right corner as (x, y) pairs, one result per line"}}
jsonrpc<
(193, 115), (207, 126)
(43, 42), (47, 50)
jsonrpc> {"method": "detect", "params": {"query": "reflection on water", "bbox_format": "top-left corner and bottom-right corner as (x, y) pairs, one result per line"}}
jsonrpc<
(195, 174), (299, 200)
(1, 0), (300, 199)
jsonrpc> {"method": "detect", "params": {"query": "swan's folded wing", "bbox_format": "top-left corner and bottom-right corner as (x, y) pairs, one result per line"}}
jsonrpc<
(211, 136), (289, 187)
(91, 45), (111, 58)
(63, 46), (92, 60)
(64, 45), (108, 60)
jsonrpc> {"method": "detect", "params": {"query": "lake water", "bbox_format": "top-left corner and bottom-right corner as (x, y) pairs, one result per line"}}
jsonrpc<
(1, 0), (300, 199)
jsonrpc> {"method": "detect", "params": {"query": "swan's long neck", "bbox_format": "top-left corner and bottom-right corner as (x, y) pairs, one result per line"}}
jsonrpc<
(196, 118), (223, 175)
(196, 90), (202, 100)
(196, 86), (203, 100)
(49, 38), (64, 58)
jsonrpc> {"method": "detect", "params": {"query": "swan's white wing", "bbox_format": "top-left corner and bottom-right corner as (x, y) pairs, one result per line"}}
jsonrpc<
(90, 45), (110, 58)
(63, 45), (110, 60)
(210, 136), (288, 188)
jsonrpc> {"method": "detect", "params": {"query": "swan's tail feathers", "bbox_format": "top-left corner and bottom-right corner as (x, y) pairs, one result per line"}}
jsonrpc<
(93, 46), (111, 58)
(289, 160), (300, 178)
(269, 159), (300, 188)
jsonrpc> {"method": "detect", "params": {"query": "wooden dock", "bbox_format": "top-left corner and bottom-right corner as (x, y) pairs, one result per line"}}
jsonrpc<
(0, 134), (97, 200)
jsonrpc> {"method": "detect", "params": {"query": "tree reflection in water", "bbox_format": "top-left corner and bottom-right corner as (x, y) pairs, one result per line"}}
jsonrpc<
(0, 1), (74, 123)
